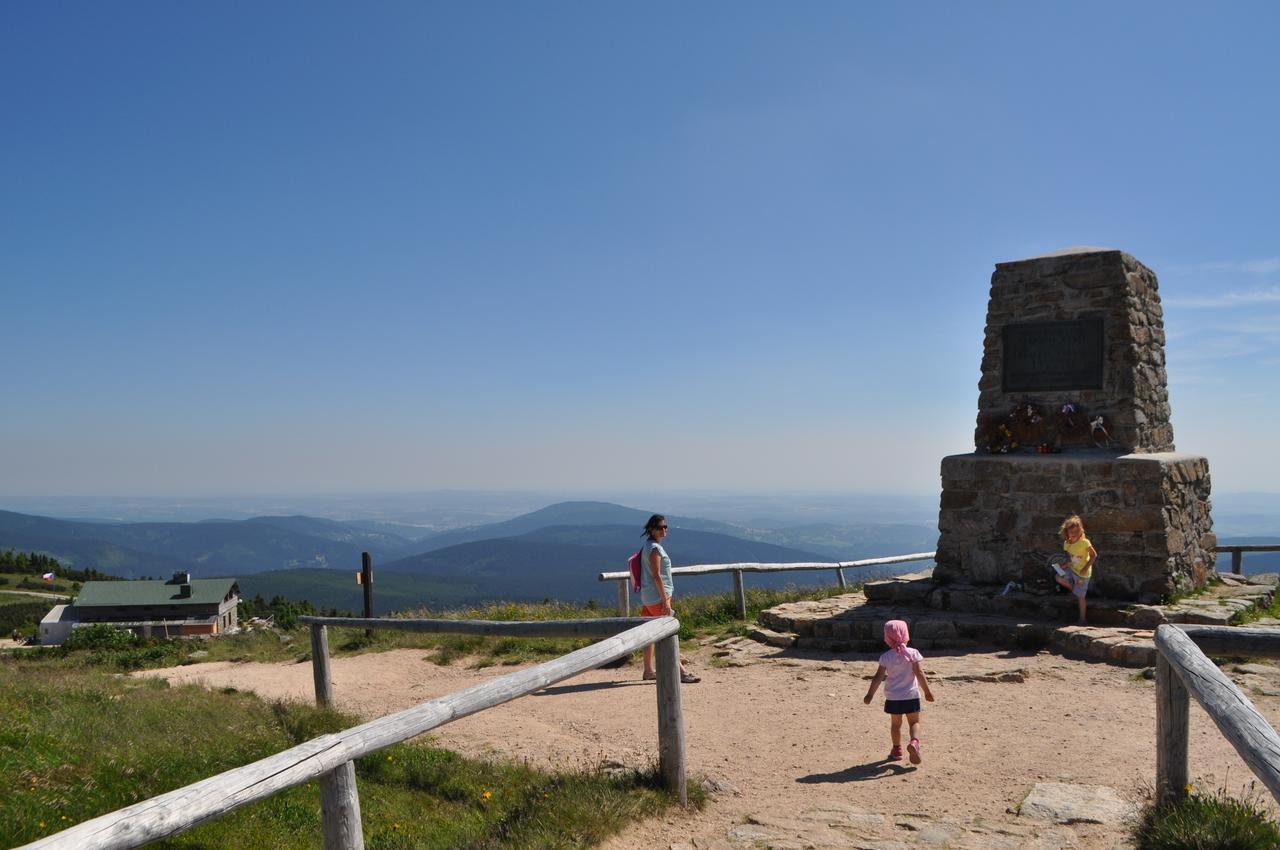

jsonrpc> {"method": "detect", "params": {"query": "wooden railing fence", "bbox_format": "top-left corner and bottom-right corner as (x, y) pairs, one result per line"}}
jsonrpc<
(598, 543), (1280, 618)
(1219, 544), (1280, 575)
(599, 551), (937, 617)
(17, 615), (686, 850)
(1154, 624), (1280, 806)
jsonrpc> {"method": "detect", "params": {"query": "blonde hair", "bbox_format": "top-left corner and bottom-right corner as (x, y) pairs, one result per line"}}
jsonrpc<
(1059, 514), (1084, 540)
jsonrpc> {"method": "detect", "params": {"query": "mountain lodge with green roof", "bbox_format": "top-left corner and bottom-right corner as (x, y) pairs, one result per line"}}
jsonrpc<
(39, 571), (240, 645)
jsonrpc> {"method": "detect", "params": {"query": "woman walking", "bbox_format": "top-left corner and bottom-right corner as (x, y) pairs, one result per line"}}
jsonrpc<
(638, 514), (700, 683)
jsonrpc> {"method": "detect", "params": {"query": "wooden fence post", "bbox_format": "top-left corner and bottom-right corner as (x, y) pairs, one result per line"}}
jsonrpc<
(732, 570), (746, 619)
(1232, 550), (1242, 575)
(310, 624), (333, 707)
(309, 624), (366, 849)
(617, 580), (629, 617)
(319, 765), (365, 850)
(836, 568), (847, 590)
(1155, 651), (1190, 805)
(654, 633), (687, 805)
(361, 553), (374, 639)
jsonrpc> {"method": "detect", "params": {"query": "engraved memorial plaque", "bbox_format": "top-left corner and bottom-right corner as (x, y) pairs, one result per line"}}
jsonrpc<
(1002, 318), (1104, 392)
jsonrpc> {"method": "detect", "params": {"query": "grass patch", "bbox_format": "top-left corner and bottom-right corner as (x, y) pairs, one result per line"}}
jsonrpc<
(3, 583), (853, 845)
(0, 571), (77, 597)
(1161, 574), (1225, 607)
(675, 584), (849, 638)
(1133, 783), (1280, 850)
(1238, 583), (1280, 626)
(9, 583), (856, 674)
(0, 661), (689, 849)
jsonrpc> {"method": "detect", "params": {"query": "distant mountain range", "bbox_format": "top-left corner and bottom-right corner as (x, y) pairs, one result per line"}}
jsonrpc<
(0, 510), (421, 577)
(0, 500), (942, 611)
(4, 499), (1274, 613)
(235, 568), (482, 615)
(406, 501), (745, 552)
(378, 523), (840, 604)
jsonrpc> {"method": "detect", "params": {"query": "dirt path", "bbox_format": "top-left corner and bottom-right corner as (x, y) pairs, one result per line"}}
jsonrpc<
(138, 638), (1280, 849)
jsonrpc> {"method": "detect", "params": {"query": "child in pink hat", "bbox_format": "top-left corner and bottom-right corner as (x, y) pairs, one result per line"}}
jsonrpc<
(863, 619), (935, 764)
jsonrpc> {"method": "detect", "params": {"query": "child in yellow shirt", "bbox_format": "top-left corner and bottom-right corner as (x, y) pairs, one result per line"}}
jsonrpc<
(1054, 514), (1097, 625)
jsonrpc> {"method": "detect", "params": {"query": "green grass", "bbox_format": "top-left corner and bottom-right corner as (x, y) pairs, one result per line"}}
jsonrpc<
(1161, 574), (1225, 608)
(0, 661), (688, 849)
(1133, 783), (1280, 850)
(674, 583), (848, 637)
(1238, 583), (1280, 626)
(0, 583), (844, 845)
(5, 585), (850, 847)
(0, 570), (78, 597)
(4, 583), (854, 673)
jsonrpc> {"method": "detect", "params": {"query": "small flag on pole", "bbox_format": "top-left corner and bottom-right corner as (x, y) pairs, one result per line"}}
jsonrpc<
(41, 572), (54, 582)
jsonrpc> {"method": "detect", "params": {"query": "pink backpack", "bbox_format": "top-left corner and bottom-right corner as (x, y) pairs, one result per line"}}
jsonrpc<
(627, 548), (643, 593)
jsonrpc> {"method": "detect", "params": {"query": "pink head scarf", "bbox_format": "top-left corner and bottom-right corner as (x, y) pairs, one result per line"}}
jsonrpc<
(883, 619), (911, 659)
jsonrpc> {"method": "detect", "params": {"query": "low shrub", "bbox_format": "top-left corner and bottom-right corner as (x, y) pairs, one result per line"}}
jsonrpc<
(62, 624), (139, 651)
(85, 642), (189, 670)
(1134, 784), (1280, 850)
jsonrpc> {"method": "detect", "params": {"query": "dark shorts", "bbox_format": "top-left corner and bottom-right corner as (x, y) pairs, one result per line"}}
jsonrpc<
(884, 698), (921, 715)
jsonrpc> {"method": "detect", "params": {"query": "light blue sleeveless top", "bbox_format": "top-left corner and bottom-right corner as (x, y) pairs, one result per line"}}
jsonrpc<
(638, 539), (674, 607)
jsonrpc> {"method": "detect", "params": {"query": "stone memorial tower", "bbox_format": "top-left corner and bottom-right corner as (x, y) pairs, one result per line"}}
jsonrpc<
(934, 247), (1215, 602)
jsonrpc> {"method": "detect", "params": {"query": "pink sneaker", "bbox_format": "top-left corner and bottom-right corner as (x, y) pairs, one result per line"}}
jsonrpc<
(888, 744), (903, 761)
(907, 738), (922, 765)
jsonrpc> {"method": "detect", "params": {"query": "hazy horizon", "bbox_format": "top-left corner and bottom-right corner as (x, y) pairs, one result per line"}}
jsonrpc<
(3, 488), (1278, 534)
(0, 488), (943, 525)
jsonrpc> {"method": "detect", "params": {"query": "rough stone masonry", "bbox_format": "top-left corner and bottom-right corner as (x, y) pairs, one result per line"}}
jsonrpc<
(934, 247), (1215, 602)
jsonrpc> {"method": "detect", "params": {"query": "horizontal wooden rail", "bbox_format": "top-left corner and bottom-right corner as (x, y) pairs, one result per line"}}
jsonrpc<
(299, 615), (648, 638)
(597, 551), (937, 582)
(1214, 544), (1280, 575)
(1154, 624), (1280, 806)
(599, 551), (937, 618)
(1173, 624), (1280, 657)
(17, 617), (682, 850)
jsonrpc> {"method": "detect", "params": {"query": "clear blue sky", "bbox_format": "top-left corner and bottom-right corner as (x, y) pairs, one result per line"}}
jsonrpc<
(3, 2), (1278, 498)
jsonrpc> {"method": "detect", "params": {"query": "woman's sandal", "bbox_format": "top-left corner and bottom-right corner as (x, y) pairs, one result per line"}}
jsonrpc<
(680, 671), (701, 684)
(642, 671), (657, 681)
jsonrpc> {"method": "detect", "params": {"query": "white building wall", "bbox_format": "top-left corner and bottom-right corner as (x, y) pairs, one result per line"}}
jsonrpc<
(38, 605), (76, 646)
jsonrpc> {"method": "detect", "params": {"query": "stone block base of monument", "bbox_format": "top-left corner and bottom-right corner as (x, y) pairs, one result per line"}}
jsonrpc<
(934, 451), (1215, 602)
(750, 572), (1278, 667)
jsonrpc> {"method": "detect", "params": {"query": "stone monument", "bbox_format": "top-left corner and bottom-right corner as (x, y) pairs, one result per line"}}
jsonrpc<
(934, 247), (1215, 602)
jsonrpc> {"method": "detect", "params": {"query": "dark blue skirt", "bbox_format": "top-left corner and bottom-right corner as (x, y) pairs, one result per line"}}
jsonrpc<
(884, 697), (922, 715)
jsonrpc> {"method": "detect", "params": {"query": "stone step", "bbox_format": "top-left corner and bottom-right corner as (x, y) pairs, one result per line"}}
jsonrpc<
(756, 598), (1160, 666)
(753, 571), (1277, 668)
(862, 571), (1275, 629)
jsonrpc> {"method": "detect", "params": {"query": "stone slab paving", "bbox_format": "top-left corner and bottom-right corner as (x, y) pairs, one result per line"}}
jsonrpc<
(685, 638), (1280, 850)
(669, 789), (1135, 849)
(1018, 783), (1136, 826)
